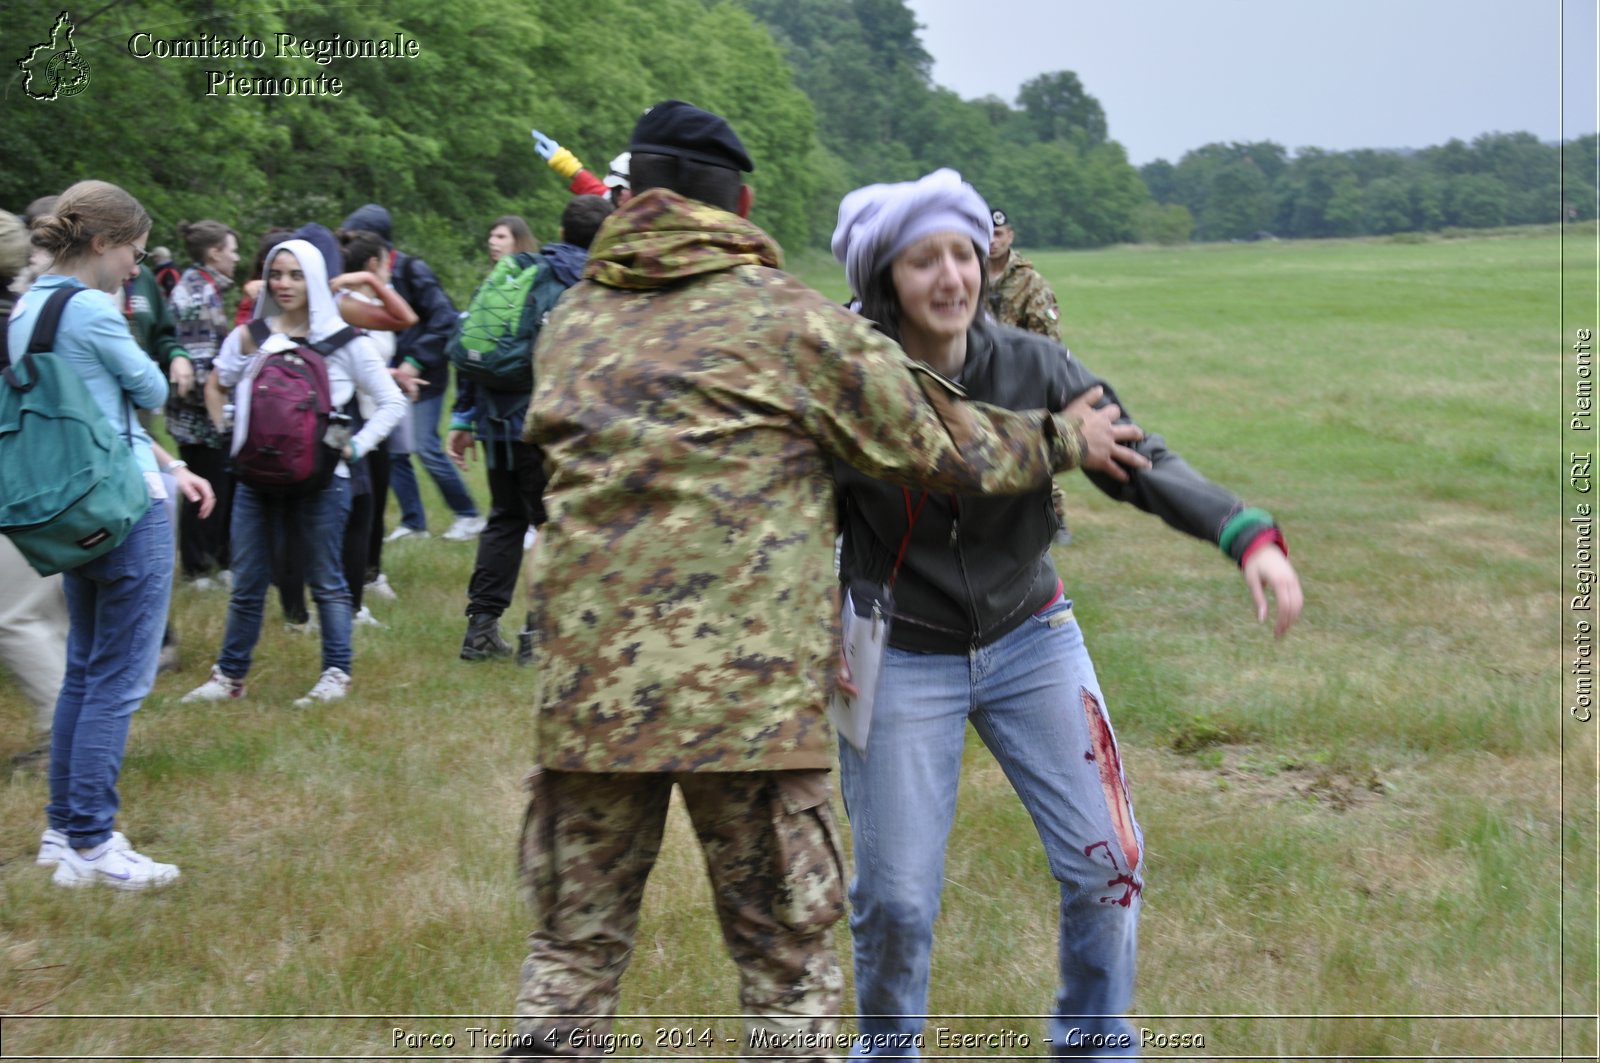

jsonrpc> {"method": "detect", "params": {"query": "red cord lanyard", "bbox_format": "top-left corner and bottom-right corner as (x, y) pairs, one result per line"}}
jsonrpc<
(889, 489), (928, 590)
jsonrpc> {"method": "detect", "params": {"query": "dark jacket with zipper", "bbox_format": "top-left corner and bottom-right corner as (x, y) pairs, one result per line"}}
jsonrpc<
(834, 320), (1277, 654)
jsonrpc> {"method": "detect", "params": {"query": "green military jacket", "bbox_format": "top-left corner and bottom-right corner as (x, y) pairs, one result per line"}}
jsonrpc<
(523, 189), (1087, 773)
(988, 250), (1061, 343)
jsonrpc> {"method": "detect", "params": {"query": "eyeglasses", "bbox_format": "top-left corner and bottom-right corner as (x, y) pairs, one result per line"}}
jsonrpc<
(130, 246), (149, 266)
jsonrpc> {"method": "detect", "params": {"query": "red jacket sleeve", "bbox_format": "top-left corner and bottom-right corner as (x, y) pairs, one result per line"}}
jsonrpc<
(568, 169), (609, 197)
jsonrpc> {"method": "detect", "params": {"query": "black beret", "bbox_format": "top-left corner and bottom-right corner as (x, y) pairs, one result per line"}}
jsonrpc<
(991, 208), (1009, 228)
(630, 100), (754, 173)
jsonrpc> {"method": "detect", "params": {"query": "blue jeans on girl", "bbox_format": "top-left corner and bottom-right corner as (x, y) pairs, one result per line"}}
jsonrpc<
(840, 598), (1143, 1060)
(47, 502), (171, 849)
(218, 478), (353, 678)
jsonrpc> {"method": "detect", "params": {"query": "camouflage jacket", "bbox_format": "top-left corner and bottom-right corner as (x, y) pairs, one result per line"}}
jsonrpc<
(988, 250), (1061, 343)
(523, 189), (1088, 773)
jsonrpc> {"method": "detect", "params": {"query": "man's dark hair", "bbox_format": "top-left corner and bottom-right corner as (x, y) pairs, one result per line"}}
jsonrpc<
(559, 195), (615, 250)
(629, 152), (742, 213)
(858, 240), (991, 346)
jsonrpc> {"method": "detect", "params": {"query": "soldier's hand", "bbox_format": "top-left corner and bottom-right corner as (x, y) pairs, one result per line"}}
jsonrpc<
(1064, 386), (1149, 483)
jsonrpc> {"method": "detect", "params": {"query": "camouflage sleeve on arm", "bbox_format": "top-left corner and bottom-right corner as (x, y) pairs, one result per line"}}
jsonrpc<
(1023, 274), (1062, 344)
(782, 296), (1084, 493)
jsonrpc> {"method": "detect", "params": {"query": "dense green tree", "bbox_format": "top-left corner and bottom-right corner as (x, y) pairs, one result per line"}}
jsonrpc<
(4, 0), (826, 294)
(1563, 134), (1600, 221)
(1362, 177), (1414, 235)
(1201, 159), (1275, 240)
(1133, 202), (1194, 245)
(1446, 174), (1508, 228)
(1015, 70), (1107, 148)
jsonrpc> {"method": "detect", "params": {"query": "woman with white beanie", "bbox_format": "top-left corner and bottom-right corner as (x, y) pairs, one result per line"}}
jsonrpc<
(830, 169), (1302, 1059)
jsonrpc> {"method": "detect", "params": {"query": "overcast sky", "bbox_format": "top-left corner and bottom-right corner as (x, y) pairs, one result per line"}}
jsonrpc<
(904, 0), (1597, 165)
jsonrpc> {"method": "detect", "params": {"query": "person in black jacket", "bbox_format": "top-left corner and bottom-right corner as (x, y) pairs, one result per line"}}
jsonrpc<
(446, 194), (612, 659)
(829, 169), (1302, 1060)
(339, 203), (482, 542)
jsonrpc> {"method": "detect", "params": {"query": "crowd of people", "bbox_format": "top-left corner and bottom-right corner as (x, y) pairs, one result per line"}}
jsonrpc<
(2, 102), (1302, 1059)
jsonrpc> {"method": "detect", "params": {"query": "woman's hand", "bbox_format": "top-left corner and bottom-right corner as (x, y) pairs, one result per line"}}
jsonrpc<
(169, 356), (194, 398)
(173, 466), (216, 519)
(1242, 544), (1303, 638)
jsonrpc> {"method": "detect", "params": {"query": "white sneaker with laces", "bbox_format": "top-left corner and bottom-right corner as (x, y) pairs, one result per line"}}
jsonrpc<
(294, 667), (352, 707)
(37, 829), (128, 867)
(385, 525), (429, 543)
(52, 842), (179, 891)
(365, 573), (398, 601)
(441, 516), (487, 542)
(353, 605), (386, 628)
(180, 666), (246, 703)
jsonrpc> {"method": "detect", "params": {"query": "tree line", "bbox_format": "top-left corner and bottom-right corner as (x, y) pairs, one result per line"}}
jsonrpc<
(1139, 132), (1597, 244)
(4, 0), (1590, 298)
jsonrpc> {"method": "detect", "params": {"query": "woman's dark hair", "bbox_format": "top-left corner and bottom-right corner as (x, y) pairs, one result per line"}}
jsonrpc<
(177, 219), (237, 265)
(245, 227), (295, 284)
(29, 180), (150, 262)
(490, 215), (537, 254)
(338, 228), (388, 273)
(857, 239), (991, 345)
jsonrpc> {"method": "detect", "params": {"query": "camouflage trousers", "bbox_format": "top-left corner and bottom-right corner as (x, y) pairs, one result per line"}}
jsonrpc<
(512, 768), (846, 1060)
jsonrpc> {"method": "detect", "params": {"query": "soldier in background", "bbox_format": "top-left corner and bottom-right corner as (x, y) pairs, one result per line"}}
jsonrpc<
(508, 100), (1142, 1058)
(986, 206), (1062, 343)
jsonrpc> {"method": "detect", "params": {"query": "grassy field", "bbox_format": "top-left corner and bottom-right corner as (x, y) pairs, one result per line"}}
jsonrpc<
(0, 227), (1590, 1059)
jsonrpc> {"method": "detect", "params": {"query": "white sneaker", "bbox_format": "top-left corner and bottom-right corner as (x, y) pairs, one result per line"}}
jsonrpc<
(364, 573), (398, 601)
(294, 667), (352, 707)
(38, 829), (129, 867)
(219, 568), (233, 589)
(385, 525), (429, 543)
(52, 842), (179, 891)
(283, 614), (319, 635)
(180, 666), (246, 702)
(441, 515), (487, 541)
(353, 605), (386, 628)
(189, 576), (219, 591)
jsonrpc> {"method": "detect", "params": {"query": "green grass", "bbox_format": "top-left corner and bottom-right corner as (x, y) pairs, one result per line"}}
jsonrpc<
(0, 229), (1591, 1058)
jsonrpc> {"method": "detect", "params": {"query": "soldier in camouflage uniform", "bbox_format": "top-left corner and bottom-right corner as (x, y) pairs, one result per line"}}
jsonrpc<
(507, 102), (1143, 1059)
(987, 207), (1072, 539)
(986, 207), (1062, 343)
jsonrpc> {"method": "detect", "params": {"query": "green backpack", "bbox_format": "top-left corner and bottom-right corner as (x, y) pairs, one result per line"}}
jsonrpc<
(447, 250), (567, 392)
(0, 287), (151, 576)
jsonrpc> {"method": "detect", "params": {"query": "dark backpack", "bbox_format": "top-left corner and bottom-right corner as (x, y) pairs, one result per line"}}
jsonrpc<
(231, 319), (359, 496)
(0, 287), (152, 575)
(447, 251), (566, 392)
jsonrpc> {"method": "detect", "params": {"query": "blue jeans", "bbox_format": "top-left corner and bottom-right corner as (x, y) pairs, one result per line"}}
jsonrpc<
(840, 599), (1143, 1060)
(219, 479), (353, 677)
(47, 501), (171, 849)
(389, 393), (478, 530)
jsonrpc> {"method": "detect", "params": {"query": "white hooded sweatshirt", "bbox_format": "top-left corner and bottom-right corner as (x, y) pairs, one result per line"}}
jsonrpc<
(213, 238), (406, 474)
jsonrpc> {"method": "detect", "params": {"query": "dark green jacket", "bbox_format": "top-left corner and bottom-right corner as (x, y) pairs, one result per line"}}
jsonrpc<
(122, 264), (188, 369)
